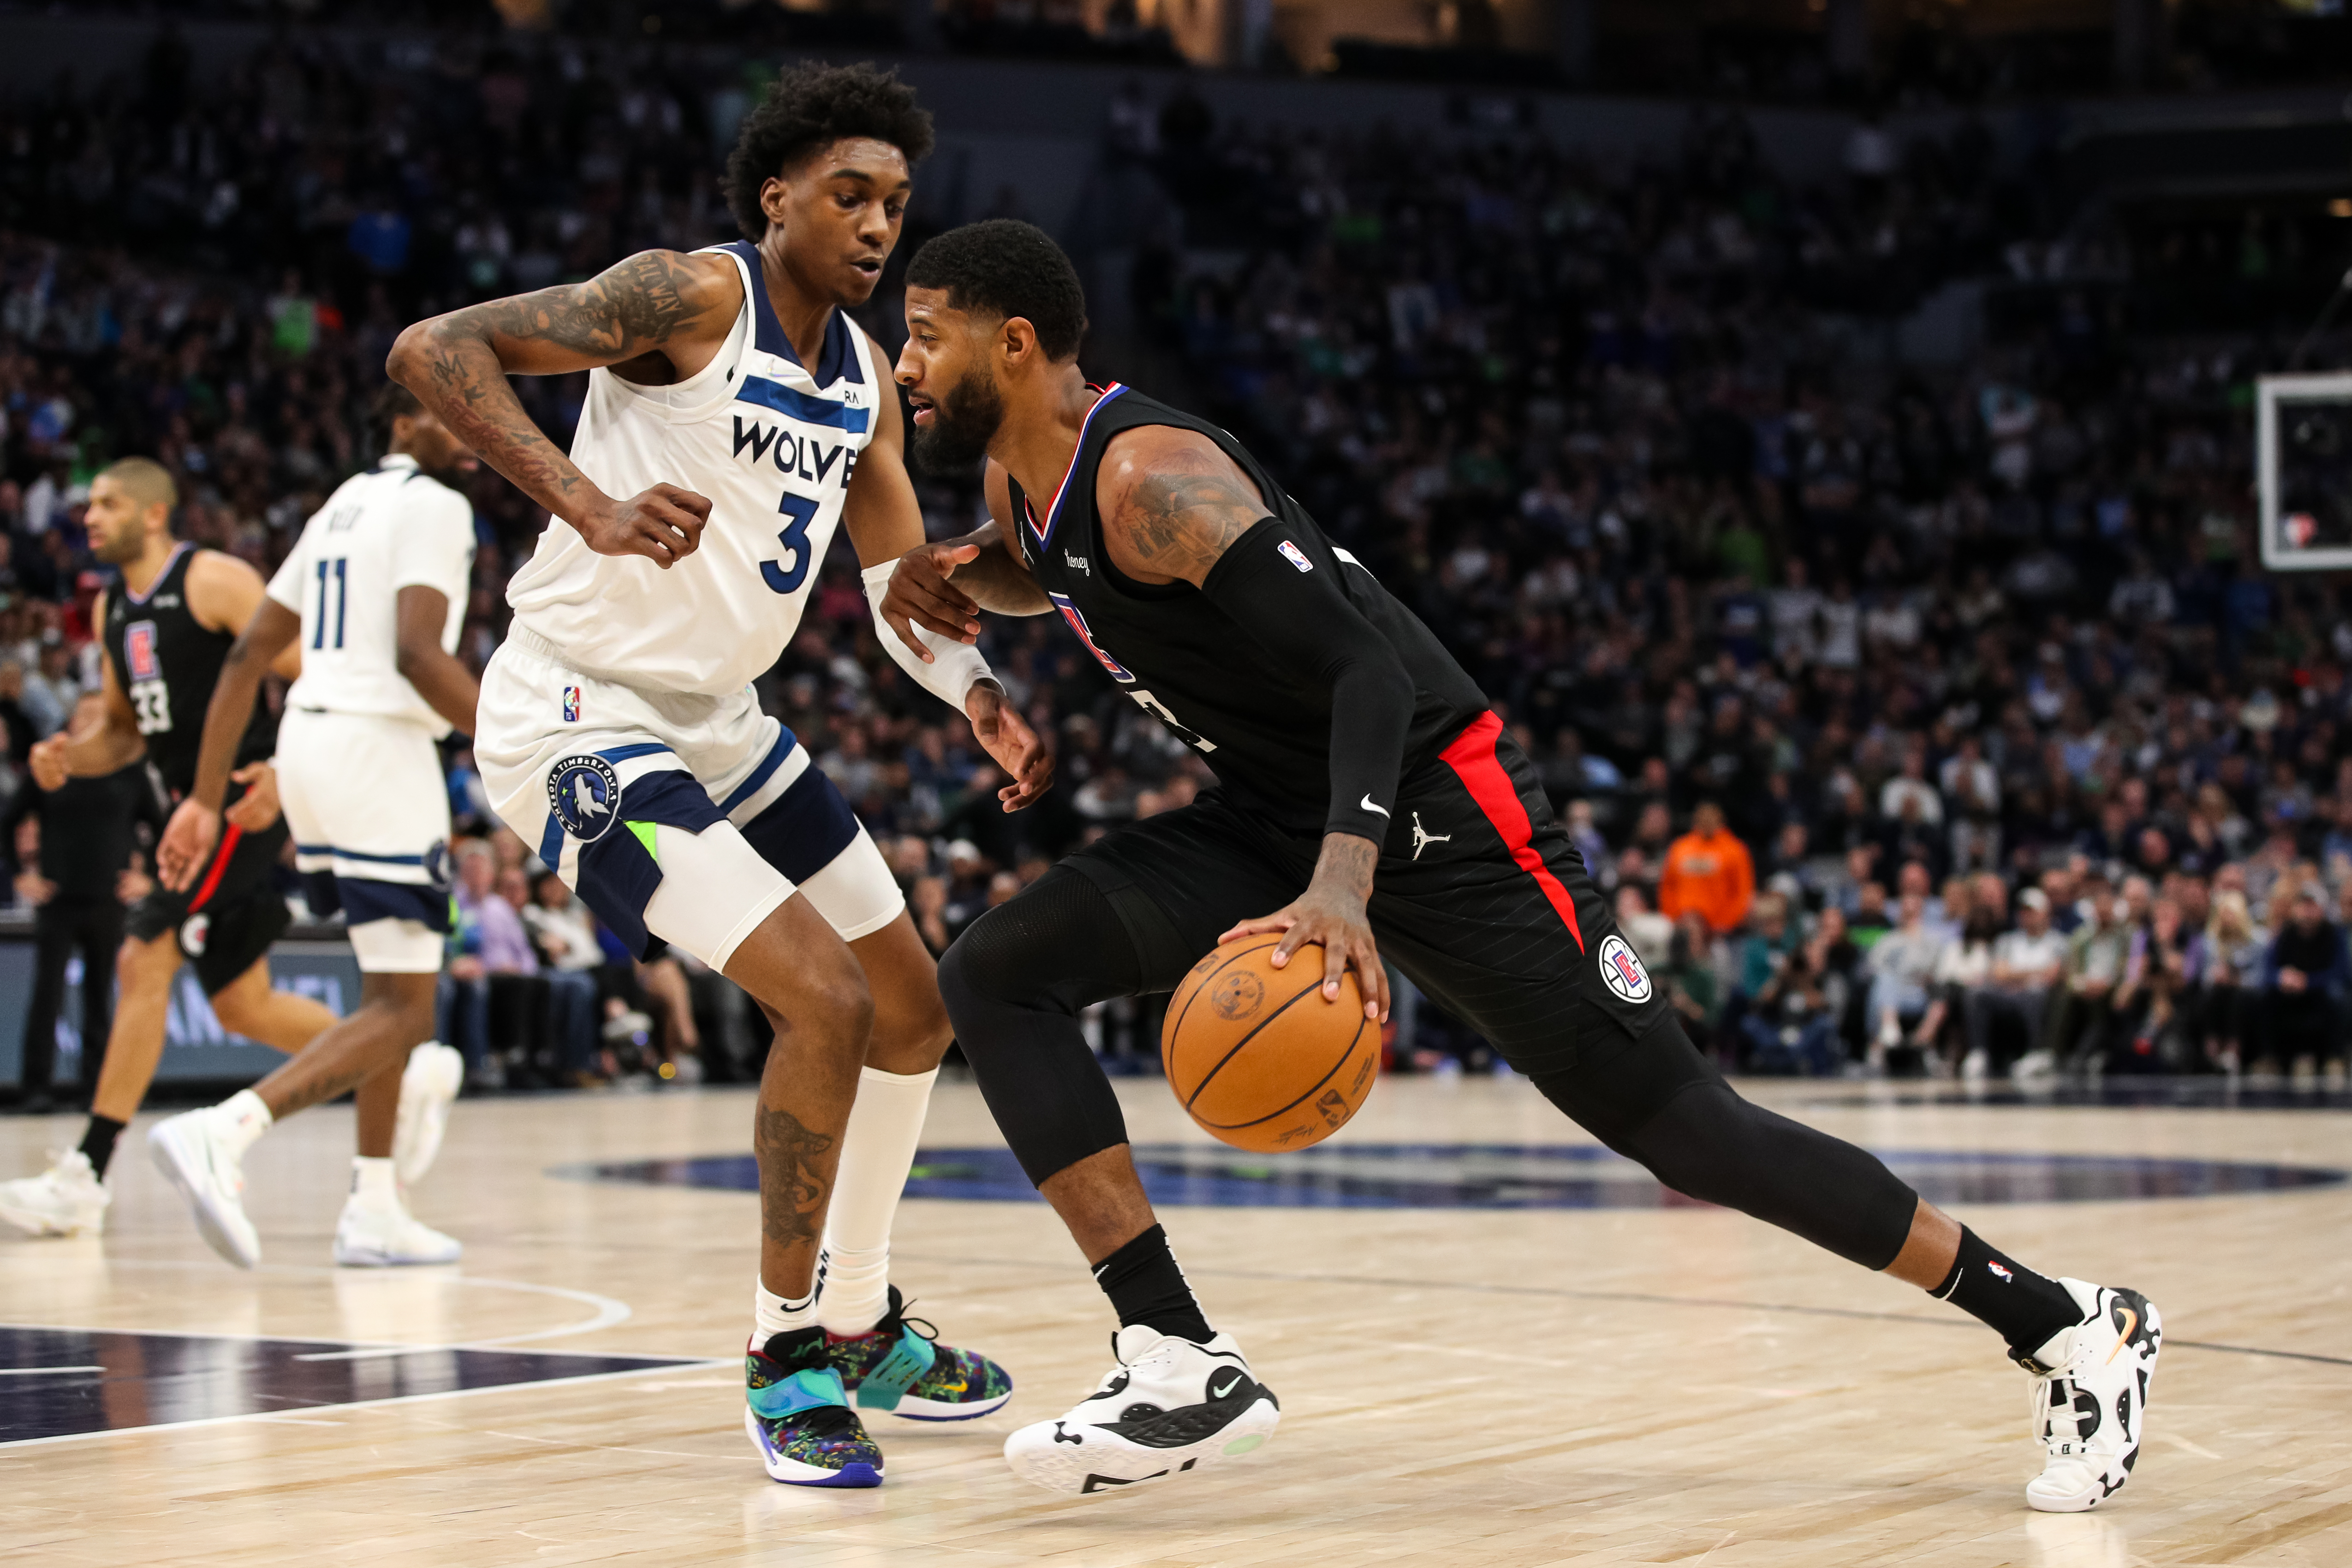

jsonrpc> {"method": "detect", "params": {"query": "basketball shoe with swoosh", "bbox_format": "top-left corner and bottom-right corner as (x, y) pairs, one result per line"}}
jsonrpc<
(824, 1284), (1012, 1420)
(744, 1327), (884, 1488)
(1003, 1325), (1279, 1495)
(2021, 1278), (2162, 1512)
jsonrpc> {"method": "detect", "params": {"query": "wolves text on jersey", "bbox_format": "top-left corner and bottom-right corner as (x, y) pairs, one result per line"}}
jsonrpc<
(732, 416), (859, 491)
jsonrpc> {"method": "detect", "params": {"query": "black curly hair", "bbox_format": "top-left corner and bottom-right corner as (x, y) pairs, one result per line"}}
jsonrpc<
(723, 61), (935, 242)
(903, 220), (1089, 362)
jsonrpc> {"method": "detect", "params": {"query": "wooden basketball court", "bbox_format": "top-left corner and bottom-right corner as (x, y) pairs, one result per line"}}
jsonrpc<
(6, 1073), (2349, 1566)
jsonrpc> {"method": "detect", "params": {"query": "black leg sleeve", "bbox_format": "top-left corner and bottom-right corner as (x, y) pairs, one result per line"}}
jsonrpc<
(935, 869), (1150, 1188)
(1530, 1018), (1922, 1271)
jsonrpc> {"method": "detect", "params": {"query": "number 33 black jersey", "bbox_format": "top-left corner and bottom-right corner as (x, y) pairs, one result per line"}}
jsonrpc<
(103, 543), (274, 799)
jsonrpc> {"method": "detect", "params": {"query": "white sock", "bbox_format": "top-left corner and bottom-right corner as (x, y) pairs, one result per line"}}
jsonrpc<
(755, 1278), (819, 1348)
(348, 1156), (399, 1209)
(216, 1089), (273, 1157)
(815, 1065), (937, 1335)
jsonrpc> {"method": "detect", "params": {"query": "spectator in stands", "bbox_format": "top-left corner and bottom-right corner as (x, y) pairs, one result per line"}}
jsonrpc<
(1614, 882), (1675, 968)
(2039, 876), (2131, 1075)
(2263, 886), (2349, 1079)
(521, 870), (603, 1085)
(444, 840), (542, 1086)
(1864, 889), (1950, 1072)
(1659, 800), (1755, 936)
(1741, 916), (1850, 1077)
(1661, 911), (1723, 1058)
(1964, 888), (2066, 1080)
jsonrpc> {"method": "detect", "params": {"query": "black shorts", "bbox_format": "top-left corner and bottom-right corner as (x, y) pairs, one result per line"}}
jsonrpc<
(1065, 712), (1669, 1078)
(126, 817), (292, 996)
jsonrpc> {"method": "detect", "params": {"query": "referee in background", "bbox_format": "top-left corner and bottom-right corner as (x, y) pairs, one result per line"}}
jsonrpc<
(6, 693), (165, 1113)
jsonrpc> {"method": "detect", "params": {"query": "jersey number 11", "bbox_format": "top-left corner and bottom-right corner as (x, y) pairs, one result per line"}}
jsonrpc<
(312, 557), (348, 650)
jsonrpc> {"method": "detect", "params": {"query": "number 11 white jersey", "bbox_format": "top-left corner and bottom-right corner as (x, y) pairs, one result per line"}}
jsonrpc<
(502, 240), (882, 698)
(267, 453), (476, 736)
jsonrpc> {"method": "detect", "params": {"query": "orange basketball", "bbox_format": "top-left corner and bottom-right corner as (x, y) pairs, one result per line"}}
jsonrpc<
(1161, 936), (1378, 1152)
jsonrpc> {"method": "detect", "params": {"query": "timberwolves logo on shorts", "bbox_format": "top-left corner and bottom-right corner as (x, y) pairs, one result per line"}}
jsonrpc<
(422, 839), (454, 892)
(1597, 934), (1652, 1004)
(547, 755), (622, 842)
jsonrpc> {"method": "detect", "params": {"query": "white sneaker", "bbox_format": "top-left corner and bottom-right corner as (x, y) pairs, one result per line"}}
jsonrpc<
(0, 1149), (110, 1237)
(1004, 1325), (1279, 1496)
(393, 1042), (465, 1188)
(333, 1195), (464, 1267)
(1961, 1049), (1990, 1083)
(2022, 1278), (2162, 1512)
(149, 1107), (262, 1268)
(2012, 1049), (2058, 1081)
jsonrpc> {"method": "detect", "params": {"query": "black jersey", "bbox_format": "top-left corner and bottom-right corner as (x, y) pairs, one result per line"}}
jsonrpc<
(1007, 384), (1487, 835)
(102, 543), (273, 799)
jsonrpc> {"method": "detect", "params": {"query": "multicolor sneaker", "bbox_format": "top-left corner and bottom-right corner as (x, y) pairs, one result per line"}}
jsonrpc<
(744, 1328), (883, 1488)
(827, 1284), (1013, 1421)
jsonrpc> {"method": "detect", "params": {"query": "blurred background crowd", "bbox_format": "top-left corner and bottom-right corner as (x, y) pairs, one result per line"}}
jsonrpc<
(3, 6), (2352, 1095)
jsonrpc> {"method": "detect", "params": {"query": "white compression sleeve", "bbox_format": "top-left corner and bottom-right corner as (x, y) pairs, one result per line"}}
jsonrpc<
(816, 1064), (939, 1335)
(861, 559), (994, 714)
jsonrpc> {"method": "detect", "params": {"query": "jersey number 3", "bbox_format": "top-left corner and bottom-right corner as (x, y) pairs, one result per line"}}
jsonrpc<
(761, 492), (817, 595)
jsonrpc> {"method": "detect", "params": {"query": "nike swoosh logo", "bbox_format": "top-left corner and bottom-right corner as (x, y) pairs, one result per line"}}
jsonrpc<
(1208, 1371), (1244, 1400)
(1359, 795), (1391, 818)
(2106, 1306), (2138, 1364)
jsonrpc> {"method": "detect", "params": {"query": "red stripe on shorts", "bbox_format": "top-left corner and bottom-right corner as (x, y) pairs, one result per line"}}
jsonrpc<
(1437, 710), (1585, 954)
(189, 822), (244, 913)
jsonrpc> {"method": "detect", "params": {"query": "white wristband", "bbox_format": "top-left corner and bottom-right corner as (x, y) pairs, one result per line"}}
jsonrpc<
(861, 558), (996, 715)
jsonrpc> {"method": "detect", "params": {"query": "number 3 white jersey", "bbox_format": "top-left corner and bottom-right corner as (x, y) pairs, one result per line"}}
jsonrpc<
(267, 453), (476, 735)
(503, 240), (882, 698)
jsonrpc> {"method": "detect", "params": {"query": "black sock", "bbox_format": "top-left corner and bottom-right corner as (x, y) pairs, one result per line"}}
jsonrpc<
(78, 1115), (126, 1180)
(1932, 1227), (2082, 1363)
(1092, 1223), (1213, 1343)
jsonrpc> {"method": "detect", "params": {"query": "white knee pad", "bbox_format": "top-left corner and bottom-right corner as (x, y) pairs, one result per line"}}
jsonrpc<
(641, 819), (792, 973)
(348, 918), (447, 974)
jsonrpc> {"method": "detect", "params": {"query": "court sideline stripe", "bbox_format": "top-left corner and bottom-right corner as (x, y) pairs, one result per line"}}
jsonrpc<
(894, 1252), (2352, 1370)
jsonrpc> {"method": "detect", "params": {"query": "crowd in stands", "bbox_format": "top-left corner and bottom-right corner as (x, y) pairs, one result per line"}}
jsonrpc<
(2, 30), (2350, 1091)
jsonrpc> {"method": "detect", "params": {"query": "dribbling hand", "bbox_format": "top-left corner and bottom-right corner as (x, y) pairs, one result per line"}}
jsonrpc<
(968, 682), (1053, 811)
(1220, 890), (1392, 1024)
(575, 484), (711, 567)
(881, 543), (984, 659)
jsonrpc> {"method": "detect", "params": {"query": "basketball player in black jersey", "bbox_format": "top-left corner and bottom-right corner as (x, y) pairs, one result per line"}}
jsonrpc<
(879, 221), (2161, 1511)
(0, 458), (350, 1240)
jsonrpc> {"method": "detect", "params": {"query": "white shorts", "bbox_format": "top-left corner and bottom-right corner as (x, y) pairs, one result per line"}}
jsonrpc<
(474, 627), (902, 972)
(277, 707), (452, 974)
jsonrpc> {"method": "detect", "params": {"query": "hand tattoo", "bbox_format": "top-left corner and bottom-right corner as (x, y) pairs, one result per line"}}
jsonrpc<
(753, 1105), (835, 1248)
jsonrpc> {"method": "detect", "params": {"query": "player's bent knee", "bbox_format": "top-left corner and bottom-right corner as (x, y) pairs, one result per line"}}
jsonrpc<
(640, 819), (792, 972)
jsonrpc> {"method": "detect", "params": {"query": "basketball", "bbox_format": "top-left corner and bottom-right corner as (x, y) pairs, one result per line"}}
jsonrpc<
(1161, 936), (1379, 1152)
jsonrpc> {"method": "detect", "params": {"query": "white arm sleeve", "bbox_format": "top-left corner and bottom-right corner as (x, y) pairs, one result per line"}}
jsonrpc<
(861, 558), (997, 715)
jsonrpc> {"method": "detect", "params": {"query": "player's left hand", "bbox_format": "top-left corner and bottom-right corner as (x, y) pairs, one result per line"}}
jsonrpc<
(225, 762), (283, 833)
(967, 682), (1053, 811)
(157, 798), (220, 893)
(1220, 891), (1391, 1024)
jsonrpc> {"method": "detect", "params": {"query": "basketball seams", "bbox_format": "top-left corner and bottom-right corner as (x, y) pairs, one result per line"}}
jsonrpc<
(1180, 970), (1334, 1110)
(1161, 934), (1285, 1098)
(1194, 1014), (1371, 1133)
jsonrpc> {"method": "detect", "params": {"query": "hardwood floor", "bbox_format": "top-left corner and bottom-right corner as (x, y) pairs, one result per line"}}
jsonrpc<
(3, 1073), (2347, 1566)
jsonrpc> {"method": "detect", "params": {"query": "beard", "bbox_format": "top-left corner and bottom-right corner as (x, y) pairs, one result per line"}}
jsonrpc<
(909, 367), (1006, 476)
(88, 525), (144, 566)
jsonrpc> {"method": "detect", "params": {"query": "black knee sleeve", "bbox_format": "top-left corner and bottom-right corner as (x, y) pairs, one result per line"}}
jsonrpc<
(936, 870), (1145, 1188)
(1528, 1017), (1918, 1270)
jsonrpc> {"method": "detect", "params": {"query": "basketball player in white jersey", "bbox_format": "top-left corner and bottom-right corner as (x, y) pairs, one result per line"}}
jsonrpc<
(151, 384), (482, 1269)
(388, 64), (1038, 1487)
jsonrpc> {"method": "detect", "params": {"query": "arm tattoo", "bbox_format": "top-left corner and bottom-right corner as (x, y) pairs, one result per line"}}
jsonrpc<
(753, 1105), (835, 1248)
(1117, 465), (1268, 580)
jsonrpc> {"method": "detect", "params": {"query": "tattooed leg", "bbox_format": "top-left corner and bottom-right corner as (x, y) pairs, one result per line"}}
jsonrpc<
(722, 897), (874, 1300)
(250, 972), (440, 1158)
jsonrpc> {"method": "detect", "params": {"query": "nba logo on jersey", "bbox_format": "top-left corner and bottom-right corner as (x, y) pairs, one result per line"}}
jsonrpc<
(1047, 592), (1135, 684)
(562, 686), (582, 723)
(1277, 540), (1314, 572)
(125, 621), (161, 682)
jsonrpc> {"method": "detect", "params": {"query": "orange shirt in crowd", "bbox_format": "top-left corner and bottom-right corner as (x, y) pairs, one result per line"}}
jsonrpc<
(1657, 827), (1756, 935)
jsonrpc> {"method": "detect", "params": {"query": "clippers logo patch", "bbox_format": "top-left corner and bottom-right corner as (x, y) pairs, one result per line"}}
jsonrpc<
(125, 620), (161, 682)
(1047, 591), (1135, 684)
(562, 686), (582, 723)
(1277, 540), (1313, 572)
(1597, 933), (1653, 1004)
(547, 755), (621, 842)
(180, 912), (210, 957)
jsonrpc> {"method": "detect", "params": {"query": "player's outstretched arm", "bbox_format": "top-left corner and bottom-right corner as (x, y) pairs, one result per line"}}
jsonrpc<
(395, 585), (482, 739)
(1096, 425), (1406, 1022)
(875, 460), (1052, 657)
(30, 590), (145, 791)
(387, 250), (738, 568)
(157, 585), (301, 892)
(846, 369), (1052, 811)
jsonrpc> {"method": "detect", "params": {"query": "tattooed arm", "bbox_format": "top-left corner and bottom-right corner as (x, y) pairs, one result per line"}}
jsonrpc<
(386, 250), (741, 567)
(1097, 425), (1399, 1022)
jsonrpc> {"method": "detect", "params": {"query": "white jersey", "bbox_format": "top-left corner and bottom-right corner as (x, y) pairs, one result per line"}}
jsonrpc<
(504, 241), (882, 698)
(268, 453), (476, 735)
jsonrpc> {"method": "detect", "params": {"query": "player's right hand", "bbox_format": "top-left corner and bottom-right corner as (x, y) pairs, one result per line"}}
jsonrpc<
(881, 542), (984, 659)
(576, 484), (710, 568)
(157, 797), (222, 894)
(27, 734), (67, 792)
